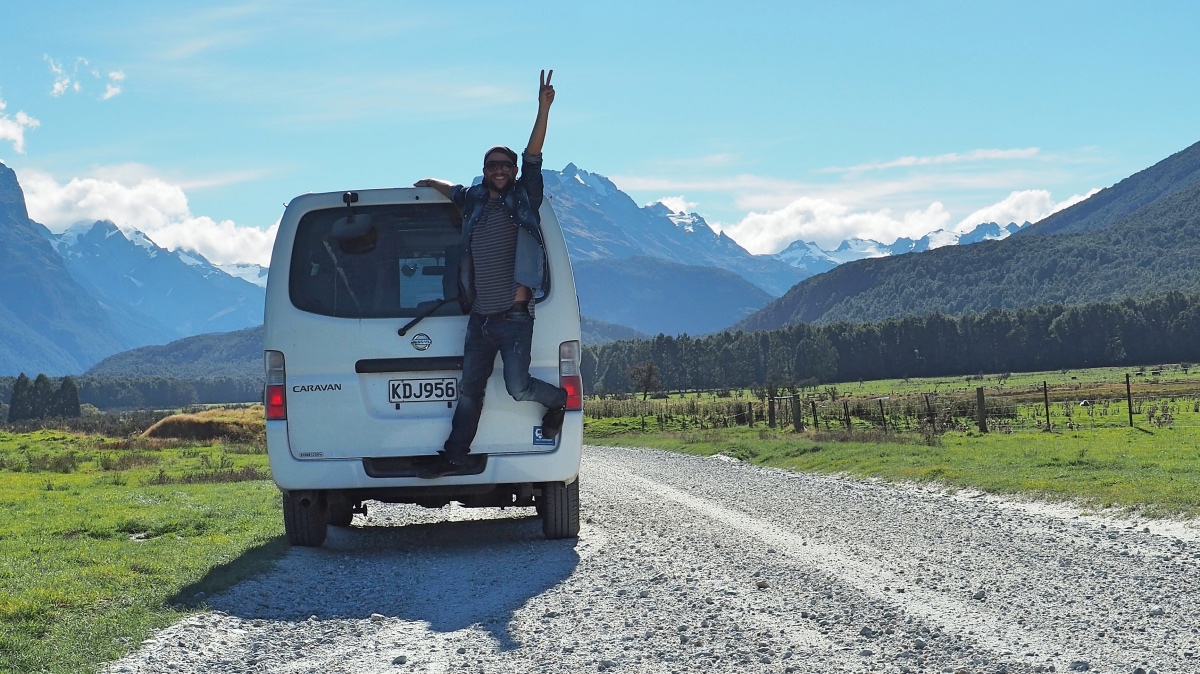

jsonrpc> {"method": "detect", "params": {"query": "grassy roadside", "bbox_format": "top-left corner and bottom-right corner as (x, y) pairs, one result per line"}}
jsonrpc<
(585, 421), (1200, 518)
(0, 429), (283, 674)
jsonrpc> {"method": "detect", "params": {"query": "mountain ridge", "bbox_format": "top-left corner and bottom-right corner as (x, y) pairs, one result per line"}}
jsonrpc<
(737, 139), (1200, 331)
(0, 164), (131, 374)
(1016, 139), (1200, 237)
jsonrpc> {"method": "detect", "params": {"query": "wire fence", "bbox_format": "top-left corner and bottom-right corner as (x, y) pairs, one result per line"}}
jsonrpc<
(584, 376), (1200, 436)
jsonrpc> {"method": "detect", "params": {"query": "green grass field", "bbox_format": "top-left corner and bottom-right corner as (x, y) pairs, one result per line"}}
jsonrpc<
(0, 430), (283, 674)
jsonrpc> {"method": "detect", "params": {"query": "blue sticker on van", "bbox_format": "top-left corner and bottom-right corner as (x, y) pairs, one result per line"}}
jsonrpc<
(533, 427), (556, 446)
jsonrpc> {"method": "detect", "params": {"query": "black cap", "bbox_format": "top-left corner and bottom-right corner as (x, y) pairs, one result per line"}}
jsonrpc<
(484, 145), (518, 166)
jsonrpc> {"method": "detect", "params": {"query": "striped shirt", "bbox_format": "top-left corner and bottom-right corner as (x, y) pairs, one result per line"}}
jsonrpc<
(470, 198), (523, 315)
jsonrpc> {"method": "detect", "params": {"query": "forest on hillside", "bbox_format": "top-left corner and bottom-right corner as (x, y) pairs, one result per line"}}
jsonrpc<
(740, 174), (1200, 330)
(584, 293), (1200, 395)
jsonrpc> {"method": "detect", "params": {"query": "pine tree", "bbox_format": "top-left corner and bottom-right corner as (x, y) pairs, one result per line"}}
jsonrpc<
(53, 377), (82, 418)
(7, 374), (31, 422)
(31, 374), (55, 420)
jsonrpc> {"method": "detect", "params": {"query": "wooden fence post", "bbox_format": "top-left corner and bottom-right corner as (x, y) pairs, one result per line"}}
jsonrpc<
(768, 398), (776, 428)
(843, 400), (851, 430)
(793, 396), (803, 432)
(976, 387), (987, 433)
(1043, 381), (1051, 431)
(747, 402), (754, 428)
(811, 400), (819, 430)
(1126, 373), (1134, 427)
(878, 398), (888, 433)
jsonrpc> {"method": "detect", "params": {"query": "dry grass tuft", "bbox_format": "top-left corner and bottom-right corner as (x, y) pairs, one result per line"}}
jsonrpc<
(141, 406), (265, 444)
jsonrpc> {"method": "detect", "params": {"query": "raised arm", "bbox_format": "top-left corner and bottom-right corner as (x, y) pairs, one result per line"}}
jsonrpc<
(525, 69), (555, 156)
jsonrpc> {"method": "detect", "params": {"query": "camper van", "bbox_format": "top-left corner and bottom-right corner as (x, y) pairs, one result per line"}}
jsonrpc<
(263, 188), (583, 547)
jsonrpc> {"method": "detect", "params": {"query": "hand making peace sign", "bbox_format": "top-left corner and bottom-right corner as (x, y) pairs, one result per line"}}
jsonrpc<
(539, 69), (555, 108)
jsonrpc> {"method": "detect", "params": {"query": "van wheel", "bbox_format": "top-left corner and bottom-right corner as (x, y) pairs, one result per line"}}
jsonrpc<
(328, 499), (354, 527)
(540, 479), (580, 540)
(283, 491), (327, 547)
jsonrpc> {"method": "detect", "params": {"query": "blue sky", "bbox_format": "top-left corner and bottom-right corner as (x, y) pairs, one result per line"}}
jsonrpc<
(1, 1), (1198, 265)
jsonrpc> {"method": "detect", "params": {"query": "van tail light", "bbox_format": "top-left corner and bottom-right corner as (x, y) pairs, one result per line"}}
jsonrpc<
(265, 350), (287, 421)
(559, 340), (583, 411)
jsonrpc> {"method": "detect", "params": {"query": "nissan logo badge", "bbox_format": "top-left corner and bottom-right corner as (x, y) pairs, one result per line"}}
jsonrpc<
(411, 333), (432, 351)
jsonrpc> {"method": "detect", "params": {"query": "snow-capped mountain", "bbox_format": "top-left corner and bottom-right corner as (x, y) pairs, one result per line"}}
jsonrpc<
(772, 240), (840, 274)
(772, 221), (1030, 268)
(48, 220), (265, 346)
(544, 164), (808, 296)
(217, 262), (270, 288)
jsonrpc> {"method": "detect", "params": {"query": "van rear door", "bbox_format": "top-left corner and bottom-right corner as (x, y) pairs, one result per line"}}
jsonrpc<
(278, 190), (567, 460)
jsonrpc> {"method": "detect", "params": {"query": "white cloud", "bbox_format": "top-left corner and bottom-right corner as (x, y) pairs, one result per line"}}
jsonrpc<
(824, 148), (1042, 173)
(103, 71), (125, 99)
(19, 169), (276, 266)
(954, 188), (1101, 230)
(45, 57), (124, 100)
(0, 98), (41, 154)
(721, 186), (1102, 255)
(47, 58), (71, 96)
(722, 197), (952, 254)
(654, 195), (698, 214)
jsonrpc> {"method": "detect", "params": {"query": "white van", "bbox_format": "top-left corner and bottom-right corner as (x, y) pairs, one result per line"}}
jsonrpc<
(263, 188), (583, 547)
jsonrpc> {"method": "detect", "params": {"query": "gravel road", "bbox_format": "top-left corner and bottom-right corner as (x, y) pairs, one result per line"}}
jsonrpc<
(105, 444), (1200, 674)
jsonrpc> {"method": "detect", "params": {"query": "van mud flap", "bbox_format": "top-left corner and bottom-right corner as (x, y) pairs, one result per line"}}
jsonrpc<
(363, 454), (488, 478)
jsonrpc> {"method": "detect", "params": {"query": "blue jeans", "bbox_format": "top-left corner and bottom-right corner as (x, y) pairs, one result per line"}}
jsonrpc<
(444, 307), (567, 458)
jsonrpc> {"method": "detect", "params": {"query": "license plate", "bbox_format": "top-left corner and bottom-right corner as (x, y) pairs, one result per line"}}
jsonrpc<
(388, 378), (459, 403)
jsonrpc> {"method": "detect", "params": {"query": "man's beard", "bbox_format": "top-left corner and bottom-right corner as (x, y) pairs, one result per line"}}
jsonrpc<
(485, 174), (514, 194)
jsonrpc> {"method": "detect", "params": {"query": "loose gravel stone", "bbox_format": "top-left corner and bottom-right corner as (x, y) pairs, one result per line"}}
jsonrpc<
(101, 445), (1200, 674)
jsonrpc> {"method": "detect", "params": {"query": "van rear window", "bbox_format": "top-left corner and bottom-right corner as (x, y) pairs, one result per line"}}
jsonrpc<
(289, 202), (464, 318)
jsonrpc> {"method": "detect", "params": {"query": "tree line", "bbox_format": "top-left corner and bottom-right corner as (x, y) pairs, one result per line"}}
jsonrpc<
(1, 375), (262, 419)
(5, 374), (81, 421)
(583, 292), (1200, 394)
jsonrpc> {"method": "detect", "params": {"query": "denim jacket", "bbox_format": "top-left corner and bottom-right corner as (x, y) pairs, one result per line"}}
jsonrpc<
(450, 151), (548, 313)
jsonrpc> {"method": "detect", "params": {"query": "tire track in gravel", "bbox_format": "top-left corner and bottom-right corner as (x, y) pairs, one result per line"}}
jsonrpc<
(103, 445), (1200, 674)
(597, 461), (1089, 667)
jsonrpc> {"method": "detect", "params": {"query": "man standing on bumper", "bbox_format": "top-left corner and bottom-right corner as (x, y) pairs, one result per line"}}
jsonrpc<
(414, 70), (567, 478)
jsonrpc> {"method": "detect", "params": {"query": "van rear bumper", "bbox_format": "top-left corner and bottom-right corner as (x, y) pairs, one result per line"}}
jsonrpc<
(266, 417), (583, 490)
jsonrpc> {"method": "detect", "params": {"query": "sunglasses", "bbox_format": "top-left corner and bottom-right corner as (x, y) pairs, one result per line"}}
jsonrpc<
(484, 160), (516, 171)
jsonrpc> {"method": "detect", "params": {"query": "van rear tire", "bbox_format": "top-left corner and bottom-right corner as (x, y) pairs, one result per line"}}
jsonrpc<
(540, 479), (580, 540)
(283, 491), (327, 547)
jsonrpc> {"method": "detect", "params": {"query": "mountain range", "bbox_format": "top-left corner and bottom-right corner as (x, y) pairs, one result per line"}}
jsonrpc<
(738, 139), (1200, 331)
(773, 221), (1028, 273)
(0, 155), (1082, 376)
(50, 220), (264, 343)
(0, 162), (266, 375)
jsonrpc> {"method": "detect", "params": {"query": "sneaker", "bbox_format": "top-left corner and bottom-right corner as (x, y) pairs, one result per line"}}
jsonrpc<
(541, 406), (566, 440)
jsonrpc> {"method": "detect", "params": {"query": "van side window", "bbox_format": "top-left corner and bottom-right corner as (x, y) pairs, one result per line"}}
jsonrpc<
(289, 203), (464, 319)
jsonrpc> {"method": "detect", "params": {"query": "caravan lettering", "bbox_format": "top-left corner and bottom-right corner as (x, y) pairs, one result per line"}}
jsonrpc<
(292, 384), (343, 393)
